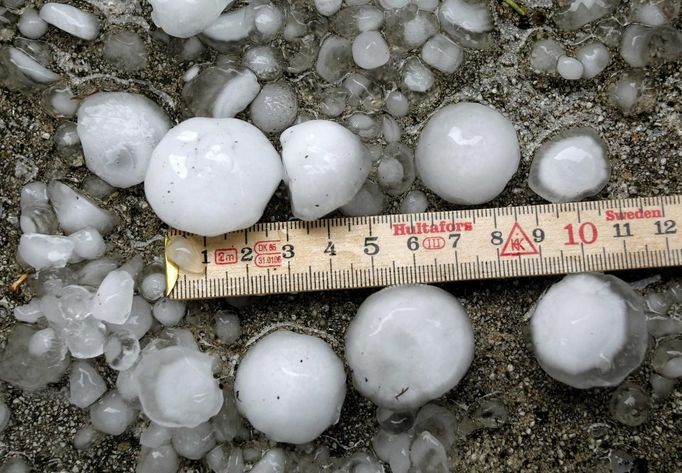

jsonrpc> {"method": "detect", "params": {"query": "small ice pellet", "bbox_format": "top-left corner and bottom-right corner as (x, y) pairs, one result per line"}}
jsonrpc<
(575, 41), (610, 79)
(253, 3), (283, 41)
(141, 272), (166, 301)
(90, 391), (137, 435)
(381, 115), (401, 143)
(91, 270), (134, 325)
(400, 190), (429, 214)
(557, 55), (584, 80)
(320, 87), (348, 117)
(140, 423), (172, 448)
(385, 90), (409, 117)
(249, 83), (299, 134)
(73, 424), (98, 450)
(103, 30), (148, 72)
(421, 34), (464, 73)
(166, 236), (205, 274)
(340, 181), (385, 217)
(104, 331), (140, 371)
(39, 3), (100, 41)
(18, 7), (48, 39)
(243, 46), (283, 81)
(153, 298), (187, 327)
(315, 0), (342, 16)
(28, 327), (63, 357)
(69, 361), (107, 408)
(136, 445), (179, 473)
(352, 31), (391, 70)
(529, 39), (565, 73)
(378, 157), (405, 189)
(402, 57), (434, 92)
(214, 310), (242, 344)
(68, 227), (106, 260)
(42, 85), (80, 118)
(172, 422), (216, 460)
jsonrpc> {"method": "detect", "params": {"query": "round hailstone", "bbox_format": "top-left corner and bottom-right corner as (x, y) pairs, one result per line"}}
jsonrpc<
(145, 118), (282, 236)
(557, 55), (584, 80)
(135, 346), (224, 428)
(234, 330), (346, 444)
(528, 127), (610, 203)
(345, 285), (474, 411)
(415, 102), (520, 205)
(575, 41), (611, 79)
(352, 31), (391, 70)
(529, 273), (648, 389)
(149, 0), (231, 38)
(77, 92), (171, 188)
(280, 120), (370, 220)
(529, 39), (565, 73)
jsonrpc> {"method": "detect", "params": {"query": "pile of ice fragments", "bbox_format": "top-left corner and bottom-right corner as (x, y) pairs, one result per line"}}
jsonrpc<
(0, 0), (681, 471)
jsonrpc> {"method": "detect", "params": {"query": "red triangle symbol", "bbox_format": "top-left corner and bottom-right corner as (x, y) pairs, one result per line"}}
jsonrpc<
(500, 222), (539, 257)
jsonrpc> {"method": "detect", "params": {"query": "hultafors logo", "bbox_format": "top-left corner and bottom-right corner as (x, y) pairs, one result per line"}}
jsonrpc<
(393, 220), (474, 236)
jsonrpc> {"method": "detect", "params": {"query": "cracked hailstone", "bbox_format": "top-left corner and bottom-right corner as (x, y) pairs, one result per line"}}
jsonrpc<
(144, 118), (282, 237)
(148, 0), (233, 38)
(135, 346), (223, 428)
(234, 330), (346, 444)
(528, 127), (610, 203)
(530, 273), (648, 389)
(77, 92), (170, 188)
(415, 102), (520, 205)
(345, 284), (474, 411)
(280, 120), (370, 220)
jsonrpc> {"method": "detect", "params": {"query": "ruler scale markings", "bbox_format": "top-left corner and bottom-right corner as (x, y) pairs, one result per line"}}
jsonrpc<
(166, 196), (682, 299)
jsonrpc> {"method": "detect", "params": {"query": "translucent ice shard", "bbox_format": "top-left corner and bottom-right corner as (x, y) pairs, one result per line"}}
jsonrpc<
(91, 270), (134, 325)
(69, 360), (107, 408)
(77, 92), (170, 188)
(47, 181), (117, 235)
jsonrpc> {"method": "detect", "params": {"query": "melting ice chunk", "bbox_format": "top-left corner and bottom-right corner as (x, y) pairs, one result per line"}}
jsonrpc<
(135, 346), (223, 428)
(47, 181), (117, 235)
(18, 233), (74, 270)
(528, 127), (610, 203)
(69, 360), (107, 408)
(149, 0), (233, 38)
(530, 273), (648, 388)
(39, 3), (100, 40)
(77, 92), (170, 188)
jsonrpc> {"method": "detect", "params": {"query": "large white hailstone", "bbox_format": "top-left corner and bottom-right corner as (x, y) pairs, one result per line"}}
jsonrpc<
(135, 346), (223, 428)
(145, 118), (282, 236)
(234, 330), (346, 444)
(39, 3), (100, 41)
(148, 0), (233, 38)
(415, 102), (520, 205)
(345, 285), (474, 411)
(528, 127), (610, 203)
(280, 120), (370, 220)
(77, 92), (170, 188)
(530, 273), (648, 389)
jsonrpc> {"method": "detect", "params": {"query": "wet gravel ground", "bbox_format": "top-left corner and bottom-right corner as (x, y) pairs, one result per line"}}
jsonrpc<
(1, 0), (681, 472)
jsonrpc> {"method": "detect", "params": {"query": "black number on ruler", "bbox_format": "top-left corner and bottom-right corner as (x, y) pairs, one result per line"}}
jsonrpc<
(282, 244), (295, 259)
(202, 249), (209, 264)
(364, 236), (380, 255)
(324, 241), (337, 256)
(532, 228), (545, 243)
(241, 247), (253, 261)
(654, 220), (677, 235)
(407, 236), (419, 251)
(449, 233), (461, 248)
(613, 223), (633, 238)
(490, 231), (503, 245)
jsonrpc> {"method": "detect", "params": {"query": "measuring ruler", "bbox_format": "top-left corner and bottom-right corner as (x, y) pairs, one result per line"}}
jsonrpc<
(165, 195), (682, 300)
